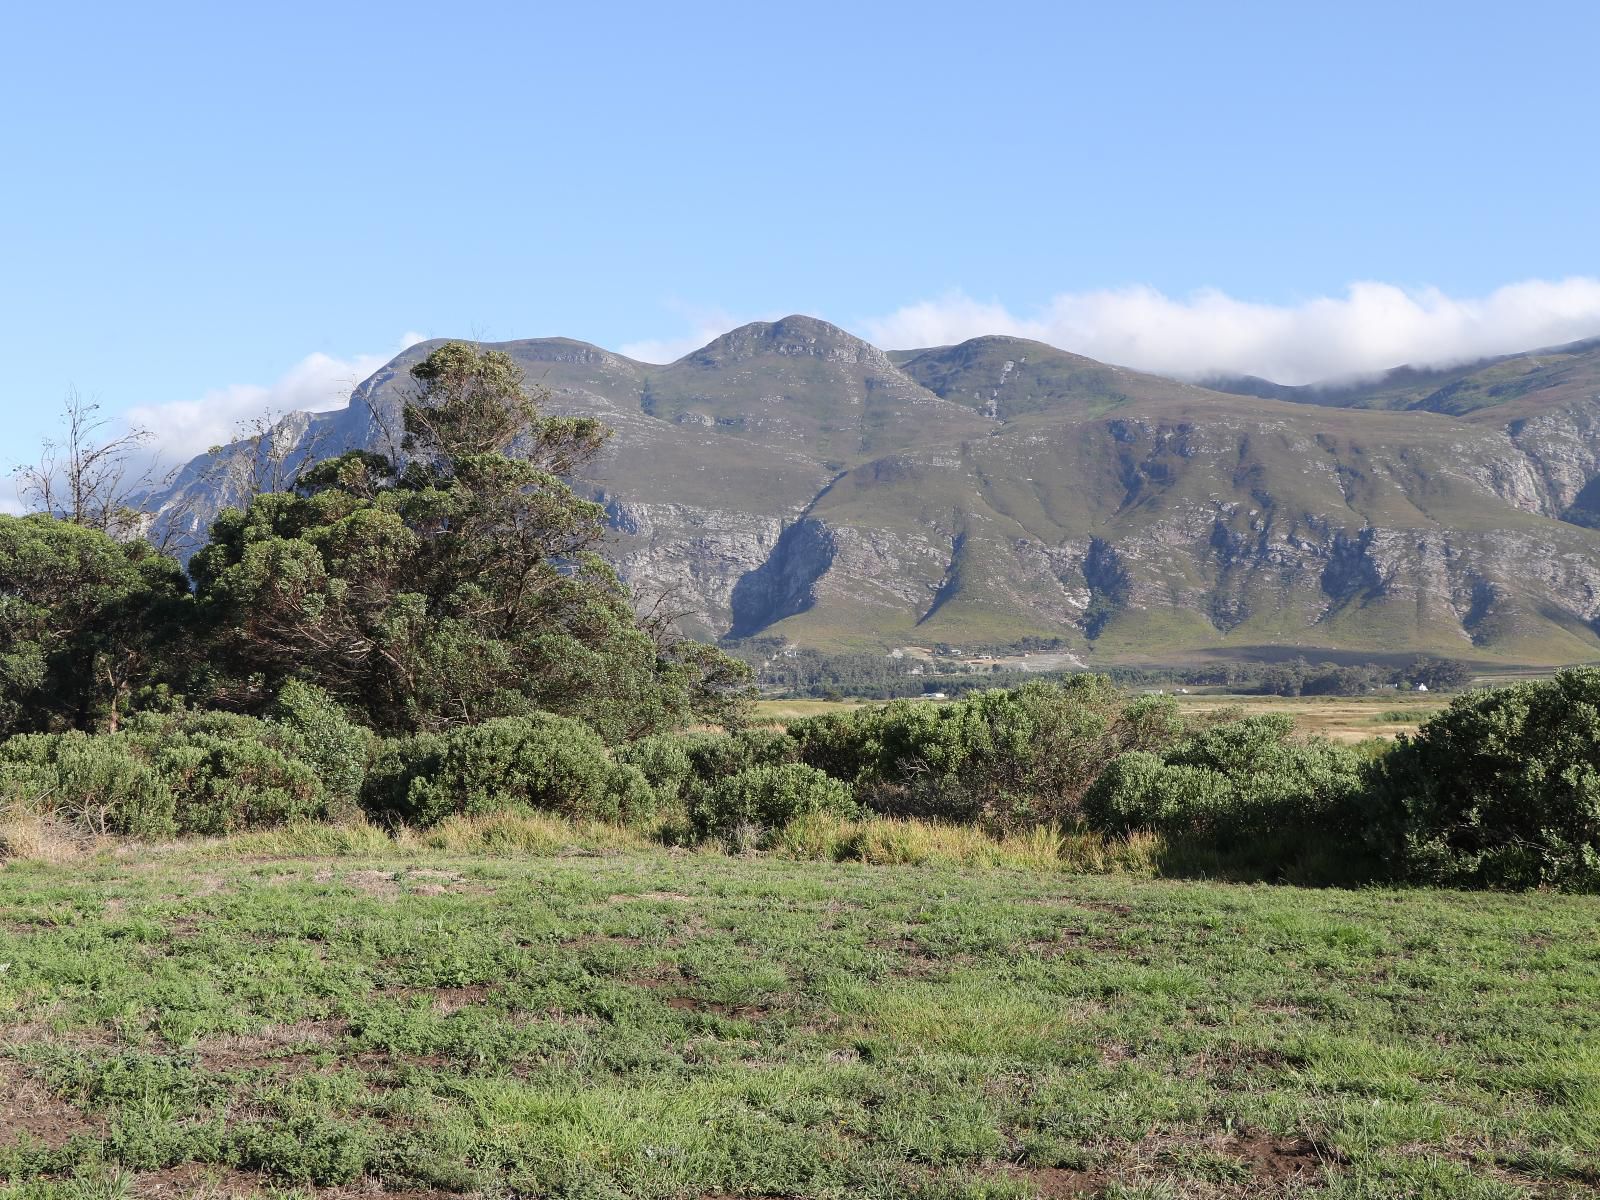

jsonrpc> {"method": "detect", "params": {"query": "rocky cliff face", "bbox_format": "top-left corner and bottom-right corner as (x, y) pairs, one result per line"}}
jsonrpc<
(139, 319), (1600, 664)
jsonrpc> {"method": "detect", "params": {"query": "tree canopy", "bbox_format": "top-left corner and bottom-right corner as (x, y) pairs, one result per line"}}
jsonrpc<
(187, 342), (747, 738)
(0, 514), (189, 735)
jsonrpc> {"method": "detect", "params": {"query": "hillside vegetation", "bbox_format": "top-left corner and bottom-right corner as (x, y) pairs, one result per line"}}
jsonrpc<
(7, 345), (1600, 893)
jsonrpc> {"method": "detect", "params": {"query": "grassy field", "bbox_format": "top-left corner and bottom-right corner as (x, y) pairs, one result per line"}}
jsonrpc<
(2, 834), (1597, 1198)
(752, 694), (1450, 743)
(1166, 695), (1449, 744)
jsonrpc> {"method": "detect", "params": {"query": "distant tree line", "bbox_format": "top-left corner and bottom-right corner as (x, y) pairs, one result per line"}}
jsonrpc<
(730, 642), (1476, 701)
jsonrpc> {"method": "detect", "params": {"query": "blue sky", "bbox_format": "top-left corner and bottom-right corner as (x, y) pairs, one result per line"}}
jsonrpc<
(3, 1), (1599, 484)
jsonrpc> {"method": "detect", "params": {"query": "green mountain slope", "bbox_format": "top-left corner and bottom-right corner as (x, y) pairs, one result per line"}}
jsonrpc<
(146, 320), (1600, 665)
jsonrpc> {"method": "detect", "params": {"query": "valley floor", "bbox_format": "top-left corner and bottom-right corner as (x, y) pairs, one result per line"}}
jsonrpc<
(1, 839), (1596, 1199)
(752, 693), (1450, 744)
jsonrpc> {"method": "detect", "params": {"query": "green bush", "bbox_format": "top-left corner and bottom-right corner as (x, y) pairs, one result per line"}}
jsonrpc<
(691, 763), (857, 846)
(0, 731), (176, 837)
(789, 679), (1187, 828)
(1367, 669), (1600, 889)
(682, 727), (798, 785)
(130, 712), (329, 835)
(617, 727), (797, 813)
(605, 762), (657, 824)
(360, 732), (447, 824)
(0, 710), (340, 837)
(362, 713), (655, 827)
(1085, 714), (1369, 878)
(613, 734), (695, 802)
(269, 681), (373, 816)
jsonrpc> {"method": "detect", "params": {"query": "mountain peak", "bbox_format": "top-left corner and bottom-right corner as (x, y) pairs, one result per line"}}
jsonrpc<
(683, 315), (893, 369)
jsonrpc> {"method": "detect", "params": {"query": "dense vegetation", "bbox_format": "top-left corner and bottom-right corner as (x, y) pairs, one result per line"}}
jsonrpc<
(2, 340), (1595, 895)
(0, 342), (747, 741)
(7, 656), (1600, 891)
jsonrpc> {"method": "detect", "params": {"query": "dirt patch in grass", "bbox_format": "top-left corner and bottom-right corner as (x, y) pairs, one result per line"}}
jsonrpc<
(1027, 926), (1125, 957)
(627, 962), (688, 990)
(130, 1164), (461, 1198)
(563, 932), (647, 950)
(613, 890), (695, 902)
(664, 995), (771, 1019)
(2, 1020), (127, 1050)
(129, 1163), (269, 1197)
(311, 868), (471, 899)
(377, 984), (494, 1013)
(1225, 1131), (1326, 1183)
(193, 1019), (346, 1070)
(0, 1059), (102, 1148)
(1005, 1166), (1103, 1197)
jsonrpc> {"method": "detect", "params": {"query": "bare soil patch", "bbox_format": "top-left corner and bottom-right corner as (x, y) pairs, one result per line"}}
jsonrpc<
(1004, 1166), (1103, 1197)
(193, 1019), (345, 1071)
(1226, 1131), (1326, 1183)
(310, 867), (470, 899)
(376, 984), (493, 1013)
(0, 1059), (102, 1148)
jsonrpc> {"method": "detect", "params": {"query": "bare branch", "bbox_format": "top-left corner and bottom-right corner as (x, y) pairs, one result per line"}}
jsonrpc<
(13, 389), (160, 539)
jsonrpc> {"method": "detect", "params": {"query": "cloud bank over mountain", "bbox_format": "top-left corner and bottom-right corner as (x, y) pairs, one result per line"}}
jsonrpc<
(860, 279), (1600, 385)
(116, 278), (1600, 468)
(125, 334), (427, 467)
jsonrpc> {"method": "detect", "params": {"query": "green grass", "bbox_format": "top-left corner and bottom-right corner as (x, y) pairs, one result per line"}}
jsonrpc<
(2, 832), (1597, 1198)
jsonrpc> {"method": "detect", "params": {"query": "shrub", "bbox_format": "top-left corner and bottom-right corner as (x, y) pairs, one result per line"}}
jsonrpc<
(613, 734), (695, 802)
(1367, 669), (1600, 890)
(691, 763), (857, 847)
(626, 727), (798, 812)
(0, 710), (342, 838)
(360, 732), (447, 824)
(361, 713), (655, 827)
(789, 679), (1186, 829)
(132, 712), (329, 835)
(682, 727), (798, 784)
(605, 762), (657, 824)
(269, 681), (372, 816)
(1085, 714), (1369, 878)
(0, 731), (176, 837)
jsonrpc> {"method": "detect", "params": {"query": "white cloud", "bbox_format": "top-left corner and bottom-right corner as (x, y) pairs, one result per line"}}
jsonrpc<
(861, 279), (1600, 385)
(619, 304), (778, 364)
(0, 495), (26, 517)
(126, 333), (427, 468)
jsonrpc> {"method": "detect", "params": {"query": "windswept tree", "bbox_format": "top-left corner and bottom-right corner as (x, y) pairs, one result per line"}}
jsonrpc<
(190, 342), (748, 738)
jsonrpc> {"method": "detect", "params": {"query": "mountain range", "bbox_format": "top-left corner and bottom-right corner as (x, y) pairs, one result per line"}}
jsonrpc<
(145, 317), (1600, 666)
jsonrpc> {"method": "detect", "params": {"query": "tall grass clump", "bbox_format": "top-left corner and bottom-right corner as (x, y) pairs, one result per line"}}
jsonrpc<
(768, 812), (1163, 874)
